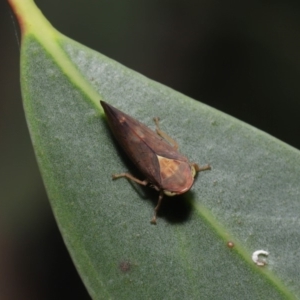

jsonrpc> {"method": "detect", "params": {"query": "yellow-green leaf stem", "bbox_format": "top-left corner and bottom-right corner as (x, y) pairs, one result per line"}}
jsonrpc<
(9, 0), (101, 109)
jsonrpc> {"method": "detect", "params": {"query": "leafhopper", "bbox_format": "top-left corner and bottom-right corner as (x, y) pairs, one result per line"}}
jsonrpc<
(100, 101), (211, 224)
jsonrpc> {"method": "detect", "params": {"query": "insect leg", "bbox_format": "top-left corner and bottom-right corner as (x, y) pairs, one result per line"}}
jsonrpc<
(150, 190), (164, 225)
(193, 163), (211, 172)
(112, 173), (148, 186)
(153, 117), (179, 150)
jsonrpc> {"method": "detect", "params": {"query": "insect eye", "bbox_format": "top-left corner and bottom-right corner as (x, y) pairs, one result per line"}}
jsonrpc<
(163, 190), (177, 197)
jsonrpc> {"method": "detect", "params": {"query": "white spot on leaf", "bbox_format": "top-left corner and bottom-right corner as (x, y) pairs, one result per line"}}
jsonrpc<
(252, 250), (269, 266)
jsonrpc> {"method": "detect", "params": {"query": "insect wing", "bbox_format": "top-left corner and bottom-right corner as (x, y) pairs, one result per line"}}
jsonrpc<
(101, 101), (162, 186)
(101, 101), (193, 192)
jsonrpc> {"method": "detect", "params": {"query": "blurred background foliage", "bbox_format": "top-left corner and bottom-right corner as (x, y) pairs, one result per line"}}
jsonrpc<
(1, 0), (300, 299)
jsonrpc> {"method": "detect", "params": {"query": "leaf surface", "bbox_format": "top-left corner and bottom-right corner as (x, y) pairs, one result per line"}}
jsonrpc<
(10, 0), (300, 298)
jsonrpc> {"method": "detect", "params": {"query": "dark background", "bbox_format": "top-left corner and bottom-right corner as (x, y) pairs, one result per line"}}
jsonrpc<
(1, 0), (300, 298)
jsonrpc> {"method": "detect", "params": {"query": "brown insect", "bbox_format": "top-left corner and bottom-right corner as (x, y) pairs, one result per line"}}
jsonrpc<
(100, 101), (211, 224)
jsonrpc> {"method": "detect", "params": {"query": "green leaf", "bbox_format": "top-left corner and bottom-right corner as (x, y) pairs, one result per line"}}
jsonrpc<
(10, 0), (300, 298)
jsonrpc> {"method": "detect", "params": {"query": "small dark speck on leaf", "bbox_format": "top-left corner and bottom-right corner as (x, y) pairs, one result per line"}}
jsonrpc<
(227, 241), (234, 248)
(119, 261), (131, 273)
